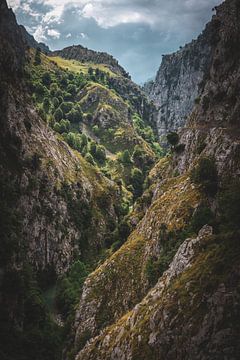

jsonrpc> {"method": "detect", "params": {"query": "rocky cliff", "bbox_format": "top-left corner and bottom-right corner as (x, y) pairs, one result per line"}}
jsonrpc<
(0, 2), (123, 356)
(72, 0), (240, 358)
(145, 9), (221, 139)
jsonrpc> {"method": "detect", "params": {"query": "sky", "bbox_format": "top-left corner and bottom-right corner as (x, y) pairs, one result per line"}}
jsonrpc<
(7, 0), (222, 84)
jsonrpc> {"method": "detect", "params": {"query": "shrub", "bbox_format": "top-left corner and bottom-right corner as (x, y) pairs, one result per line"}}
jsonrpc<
(60, 102), (73, 115)
(41, 71), (52, 87)
(174, 143), (185, 153)
(67, 84), (77, 96)
(56, 261), (88, 318)
(85, 153), (95, 165)
(167, 132), (179, 146)
(66, 107), (82, 123)
(95, 145), (106, 163)
(52, 97), (59, 109)
(43, 98), (50, 113)
(54, 108), (63, 122)
(92, 125), (99, 136)
(35, 82), (47, 96)
(130, 167), (144, 199)
(191, 157), (218, 195)
(118, 150), (131, 164)
(81, 133), (88, 147)
(89, 141), (97, 156)
(218, 180), (240, 230)
(190, 206), (215, 233)
(50, 83), (58, 97)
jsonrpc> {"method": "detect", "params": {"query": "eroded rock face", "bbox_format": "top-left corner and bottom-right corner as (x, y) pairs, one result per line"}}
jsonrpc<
(144, 11), (220, 139)
(0, 0), (120, 274)
(72, 1), (240, 359)
(76, 226), (240, 360)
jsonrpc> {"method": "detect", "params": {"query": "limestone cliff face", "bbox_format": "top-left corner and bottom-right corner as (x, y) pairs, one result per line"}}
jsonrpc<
(73, 1), (240, 358)
(77, 225), (240, 360)
(175, 0), (240, 179)
(0, 0), (120, 275)
(145, 11), (220, 139)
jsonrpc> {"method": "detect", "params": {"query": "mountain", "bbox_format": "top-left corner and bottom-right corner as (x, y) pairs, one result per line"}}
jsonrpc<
(144, 8), (221, 140)
(1, 0), (240, 359)
(20, 24), (50, 54)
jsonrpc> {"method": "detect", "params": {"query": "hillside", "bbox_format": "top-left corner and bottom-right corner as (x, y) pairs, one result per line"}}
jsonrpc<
(51, 45), (130, 79)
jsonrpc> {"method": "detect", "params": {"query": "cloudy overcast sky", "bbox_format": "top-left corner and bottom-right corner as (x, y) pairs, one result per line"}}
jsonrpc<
(7, 0), (221, 83)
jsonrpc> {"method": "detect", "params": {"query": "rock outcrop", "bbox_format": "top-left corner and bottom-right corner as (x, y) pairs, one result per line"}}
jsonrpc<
(145, 9), (220, 139)
(0, 0), (120, 274)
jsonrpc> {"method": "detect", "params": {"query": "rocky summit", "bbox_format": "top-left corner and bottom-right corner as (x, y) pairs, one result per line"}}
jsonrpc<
(0, 0), (240, 359)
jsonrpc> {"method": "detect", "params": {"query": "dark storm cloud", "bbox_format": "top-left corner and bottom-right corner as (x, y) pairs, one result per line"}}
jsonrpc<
(7, 0), (222, 83)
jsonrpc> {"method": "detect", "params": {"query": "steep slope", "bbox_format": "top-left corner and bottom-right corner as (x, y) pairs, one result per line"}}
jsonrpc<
(0, 2), (162, 359)
(0, 2), (128, 359)
(144, 8), (220, 140)
(73, 0), (240, 358)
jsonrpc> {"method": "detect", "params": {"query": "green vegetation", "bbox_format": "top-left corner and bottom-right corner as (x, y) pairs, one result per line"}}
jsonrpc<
(56, 261), (89, 319)
(218, 179), (240, 231)
(27, 50), (162, 204)
(166, 131), (179, 146)
(191, 157), (218, 195)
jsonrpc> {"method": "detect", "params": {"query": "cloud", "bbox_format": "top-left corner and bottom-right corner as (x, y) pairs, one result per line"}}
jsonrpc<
(33, 25), (47, 42)
(79, 32), (87, 39)
(47, 28), (61, 38)
(8, 0), (220, 30)
(8, 0), (222, 83)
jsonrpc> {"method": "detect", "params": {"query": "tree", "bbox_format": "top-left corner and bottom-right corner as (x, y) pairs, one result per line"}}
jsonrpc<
(93, 125), (100, 136)
(191, 157), (218, 195)
(59, 119), (70, 133)
(66, 108), (82, 123)
(95, 145), (106, 163)
(67, 84), (77, 96)
(167, 132), (179, 147)
(42, 71), (52, 87)
(85, 153), (95, 165)
(54, 107), (63, 122)
(60, 102), (73, 115)
(81, 133), (88, 148)
(43, 98), (50, 113)
(119, 150), (131, 164)
(90, 141), (97, 156)
(50, 82), (58, 96)
(218, 180), (240, 230)
(34, 47), (41, 65)
(132, 145), (145, 166)
(35, 82), (47, 96)
(88, 67), (94, 76)
(131, 167), (144, 199)
(52, 97), (59, 108)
